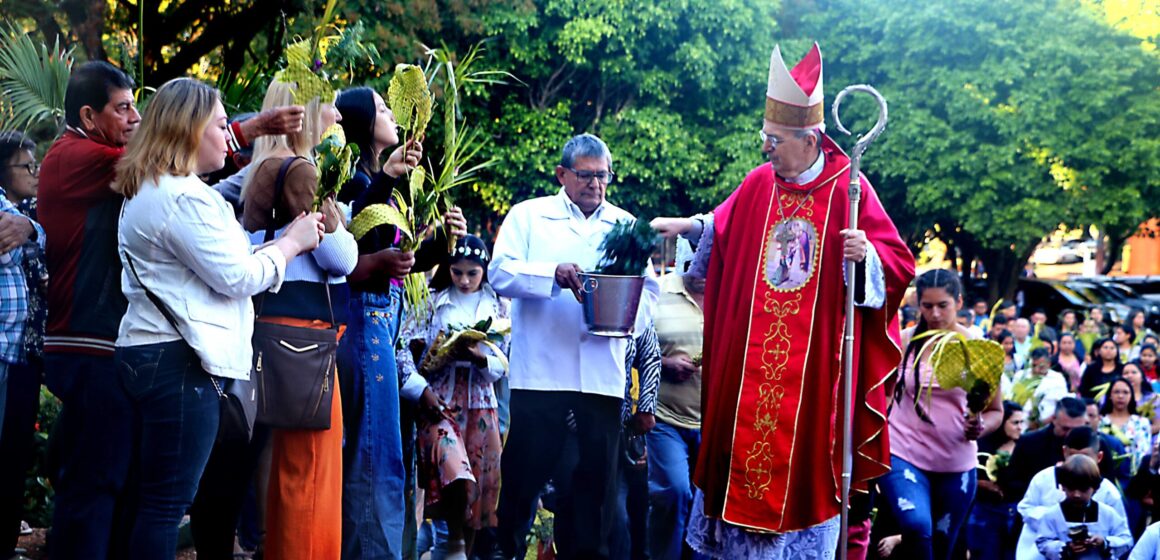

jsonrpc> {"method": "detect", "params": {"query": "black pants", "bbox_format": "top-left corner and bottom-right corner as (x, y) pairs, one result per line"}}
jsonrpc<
(189, 425), (270, 559)
(496, 390), (622, 560)
(0, 359), (41, 555)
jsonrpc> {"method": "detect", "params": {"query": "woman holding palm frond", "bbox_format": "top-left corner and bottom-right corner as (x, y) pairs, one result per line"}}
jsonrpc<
(332, 85), (468, 558)
(1080, 338), (1123, 399)
(879, 269), (1003, 560)
(241, 73), (357, 560)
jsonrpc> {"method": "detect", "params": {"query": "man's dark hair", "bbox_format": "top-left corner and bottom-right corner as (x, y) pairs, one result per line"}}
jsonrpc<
(64, 61), (135, 128)
(1030, 347), (1052, 361)
(1063, 426), (1100, 453)
(993, 315), (1010, 326)
(998, 301), (1016, 310)
(1082, 397), (1097, 408)
(957, 310), (973, 320)
(1032, 307), (1047, 316)
(1056, 396), (1086, 419)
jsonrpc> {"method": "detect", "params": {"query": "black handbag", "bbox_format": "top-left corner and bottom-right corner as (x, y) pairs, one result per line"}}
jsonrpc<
(251, 156), (338, 430)
(122, 251), (258, 442)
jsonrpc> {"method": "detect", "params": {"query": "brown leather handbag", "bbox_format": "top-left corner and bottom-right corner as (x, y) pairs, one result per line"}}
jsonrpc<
(252, 156), (338, 430)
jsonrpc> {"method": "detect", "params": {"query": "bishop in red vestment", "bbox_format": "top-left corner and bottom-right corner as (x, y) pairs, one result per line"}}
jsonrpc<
(657, 43), (915, 558)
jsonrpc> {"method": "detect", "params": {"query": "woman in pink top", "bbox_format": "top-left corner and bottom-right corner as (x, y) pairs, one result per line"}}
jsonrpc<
(878, 269), (1003, 560)
(1053, 332), (1084, 391)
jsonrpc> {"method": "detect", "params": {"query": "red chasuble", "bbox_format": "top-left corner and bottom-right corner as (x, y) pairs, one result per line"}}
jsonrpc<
(694, 136), (915, 533)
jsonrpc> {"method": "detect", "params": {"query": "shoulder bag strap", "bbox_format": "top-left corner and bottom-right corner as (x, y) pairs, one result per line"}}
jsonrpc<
(122, 249), (227, 398)
(259, 156), (337, 330)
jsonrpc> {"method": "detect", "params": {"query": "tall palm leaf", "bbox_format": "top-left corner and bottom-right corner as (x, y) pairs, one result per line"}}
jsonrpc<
(0, 22), (73, 133)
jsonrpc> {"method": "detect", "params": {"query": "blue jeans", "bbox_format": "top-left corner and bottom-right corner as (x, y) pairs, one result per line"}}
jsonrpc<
(44, 352), (134, 560)
(339, 288), (406, 560)
(965, 500), (1017, 560)
(877, 455), (976, 560)
(646, 421), (701, 560)
(117, 341), (220, 560)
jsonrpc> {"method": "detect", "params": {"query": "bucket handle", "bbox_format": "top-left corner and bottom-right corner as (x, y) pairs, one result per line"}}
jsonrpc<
(579, 276), (599, 294)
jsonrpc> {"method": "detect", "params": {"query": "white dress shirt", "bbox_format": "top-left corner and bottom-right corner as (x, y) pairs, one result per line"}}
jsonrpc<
(1130, 521), (1160, 560)
(117, 173), (287, 379)
(1015, 465), (1128, 560)
(489, 189), (659, 398)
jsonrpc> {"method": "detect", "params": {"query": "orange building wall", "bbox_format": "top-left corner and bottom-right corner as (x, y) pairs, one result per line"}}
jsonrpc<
(1127, 219), (1160, 275)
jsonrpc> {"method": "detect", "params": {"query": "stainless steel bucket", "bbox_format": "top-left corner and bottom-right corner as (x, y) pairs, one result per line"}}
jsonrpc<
(578, 272), (646, 337)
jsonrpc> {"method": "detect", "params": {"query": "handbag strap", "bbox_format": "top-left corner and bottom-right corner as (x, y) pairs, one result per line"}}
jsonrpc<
(123, 249), (227, 398)
(265, 156), (305, 243)
(255, 155), (337, 330)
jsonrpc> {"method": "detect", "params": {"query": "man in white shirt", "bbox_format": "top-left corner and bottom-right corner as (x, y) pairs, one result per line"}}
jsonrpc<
(489, 134), (659, 560)
(1015, 426), (1128, 560)
(1004, 347), (1072, 426)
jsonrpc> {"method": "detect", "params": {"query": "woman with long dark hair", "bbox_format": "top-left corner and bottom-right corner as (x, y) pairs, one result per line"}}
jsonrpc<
(1079, 337), (1123, 399)
(1100, 376), (1152, 475)
(879, 269), (1002, 560)
(965, 400), (1024, 560)
(332, 85), (468, 557)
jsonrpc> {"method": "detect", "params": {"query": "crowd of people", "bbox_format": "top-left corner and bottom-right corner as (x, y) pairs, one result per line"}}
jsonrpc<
(1, 40), (1160, 560)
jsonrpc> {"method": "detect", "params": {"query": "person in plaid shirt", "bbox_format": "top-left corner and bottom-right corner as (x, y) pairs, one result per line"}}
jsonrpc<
(0, 133), (45, 434)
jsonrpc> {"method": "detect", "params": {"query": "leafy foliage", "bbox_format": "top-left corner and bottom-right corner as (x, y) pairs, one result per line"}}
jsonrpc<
(314, 125), (360, 210)
(594, 219), (657, 276)
(795, 0), (1160, 297)
(0, 22), (72, 133)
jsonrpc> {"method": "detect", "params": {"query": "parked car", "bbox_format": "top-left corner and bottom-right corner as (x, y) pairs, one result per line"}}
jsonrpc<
(1016, 278), (1106, 327)
(1077, 277), (1160, 331)
(1063, 280), (1134, 326)
(1109, 276), (1160, 299)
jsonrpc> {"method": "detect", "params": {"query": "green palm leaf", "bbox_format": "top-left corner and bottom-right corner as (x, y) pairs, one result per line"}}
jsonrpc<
(0, 22), (73, 133)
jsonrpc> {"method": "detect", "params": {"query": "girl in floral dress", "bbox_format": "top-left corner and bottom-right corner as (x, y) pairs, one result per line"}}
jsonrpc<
(399, 235), (509, 559)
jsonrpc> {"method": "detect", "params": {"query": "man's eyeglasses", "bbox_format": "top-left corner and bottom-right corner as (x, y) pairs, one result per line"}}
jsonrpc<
(759, 130), (784, 149)
(567, 168), (615, 184)
(7, 162), (39, 176)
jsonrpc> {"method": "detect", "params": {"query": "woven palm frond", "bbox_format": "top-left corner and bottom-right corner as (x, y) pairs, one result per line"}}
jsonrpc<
(387, 64), (433, 138)
(913, 330), (1004, 414)
(348, 203), (411, 241)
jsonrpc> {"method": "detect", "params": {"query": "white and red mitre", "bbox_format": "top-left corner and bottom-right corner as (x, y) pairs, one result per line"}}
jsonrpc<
(765, 43), (824, 130)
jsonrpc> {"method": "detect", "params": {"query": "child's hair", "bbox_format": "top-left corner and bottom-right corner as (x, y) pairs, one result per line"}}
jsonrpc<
(429, 235), (491, 292)
(1056, 454), (1102, 491)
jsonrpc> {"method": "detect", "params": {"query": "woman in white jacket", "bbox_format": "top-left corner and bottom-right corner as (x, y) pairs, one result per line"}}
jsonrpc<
(111, 77), (322, 559)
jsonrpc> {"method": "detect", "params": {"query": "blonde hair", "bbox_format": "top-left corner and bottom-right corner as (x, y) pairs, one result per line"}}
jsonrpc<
(113, 78), (219, 199)
(241, 78), (327, 201)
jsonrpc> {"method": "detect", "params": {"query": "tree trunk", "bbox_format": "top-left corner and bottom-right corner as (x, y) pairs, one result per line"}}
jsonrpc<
(1101, 234), (1129, 275)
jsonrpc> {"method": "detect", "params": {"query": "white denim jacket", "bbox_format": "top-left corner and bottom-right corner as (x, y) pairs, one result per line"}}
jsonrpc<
(117, 173), (286, 379)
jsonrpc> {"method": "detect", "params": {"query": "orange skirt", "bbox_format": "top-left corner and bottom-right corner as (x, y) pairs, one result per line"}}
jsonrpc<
(263, 317), (346, 560)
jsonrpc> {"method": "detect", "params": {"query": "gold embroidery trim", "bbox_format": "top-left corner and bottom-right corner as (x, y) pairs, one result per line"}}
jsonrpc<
(764, 98), (824, 128)
(742, 290), (801, 500)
